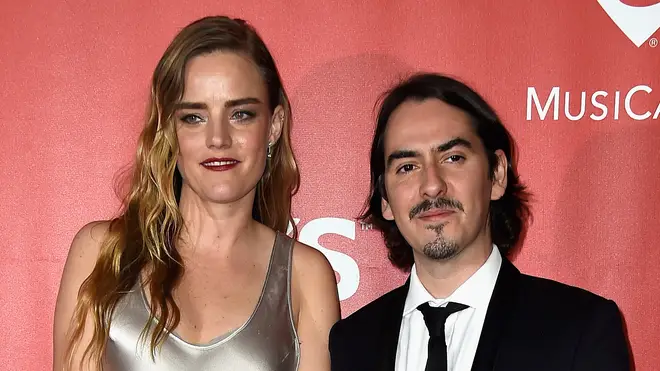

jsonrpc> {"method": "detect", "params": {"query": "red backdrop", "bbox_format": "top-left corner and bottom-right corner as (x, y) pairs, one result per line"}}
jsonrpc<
(1, 0), (659, 369)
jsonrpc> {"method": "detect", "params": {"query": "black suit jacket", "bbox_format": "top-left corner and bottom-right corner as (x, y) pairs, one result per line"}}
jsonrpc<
(329, 258), (631, 371)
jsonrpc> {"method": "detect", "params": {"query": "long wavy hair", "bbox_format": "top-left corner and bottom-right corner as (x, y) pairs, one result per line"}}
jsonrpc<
(64, 16), (299, 370)
(360, 73), (531, 271)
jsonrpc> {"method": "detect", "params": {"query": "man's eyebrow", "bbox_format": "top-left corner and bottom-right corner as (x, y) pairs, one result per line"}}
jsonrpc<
(386, 149), (420, 168)
(434, 137), (473, 153)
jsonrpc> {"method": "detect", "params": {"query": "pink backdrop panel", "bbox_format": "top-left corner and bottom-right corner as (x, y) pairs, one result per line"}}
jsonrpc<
(1, 0), (658, 369)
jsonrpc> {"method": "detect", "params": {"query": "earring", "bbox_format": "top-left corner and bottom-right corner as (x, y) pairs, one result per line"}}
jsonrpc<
(267, 142), (273, 158)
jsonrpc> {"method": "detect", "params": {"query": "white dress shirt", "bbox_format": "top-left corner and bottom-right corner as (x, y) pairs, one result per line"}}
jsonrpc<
(395, 245), (502, 371)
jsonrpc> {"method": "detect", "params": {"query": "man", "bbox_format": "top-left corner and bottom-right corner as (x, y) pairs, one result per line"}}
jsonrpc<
(329, 73), (631, 371)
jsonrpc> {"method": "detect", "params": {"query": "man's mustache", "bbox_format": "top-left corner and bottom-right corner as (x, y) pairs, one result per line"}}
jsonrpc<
(409, 198), (464, 220)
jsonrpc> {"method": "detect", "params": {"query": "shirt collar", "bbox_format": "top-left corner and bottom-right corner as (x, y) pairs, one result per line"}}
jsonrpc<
(403, 245), (502, 317)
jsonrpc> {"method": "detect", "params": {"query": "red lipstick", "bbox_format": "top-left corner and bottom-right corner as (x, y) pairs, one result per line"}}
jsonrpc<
(200, 157), (240, 171)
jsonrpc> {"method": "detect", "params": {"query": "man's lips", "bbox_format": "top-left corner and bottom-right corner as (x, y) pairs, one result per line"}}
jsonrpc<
(416, 208), (456, 220)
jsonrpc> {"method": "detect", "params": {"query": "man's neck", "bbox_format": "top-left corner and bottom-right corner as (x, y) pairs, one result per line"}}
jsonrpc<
(414, 242), (494, 299)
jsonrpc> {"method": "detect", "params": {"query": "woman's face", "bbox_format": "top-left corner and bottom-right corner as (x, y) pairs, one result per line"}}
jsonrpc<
(174, 51), (283, 205)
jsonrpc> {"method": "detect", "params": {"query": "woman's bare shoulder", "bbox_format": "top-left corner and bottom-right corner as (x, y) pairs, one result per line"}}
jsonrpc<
(68, 220), (112, 262)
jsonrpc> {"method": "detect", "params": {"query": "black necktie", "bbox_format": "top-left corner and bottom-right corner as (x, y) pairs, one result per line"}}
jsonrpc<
(417, 302), (469, 371)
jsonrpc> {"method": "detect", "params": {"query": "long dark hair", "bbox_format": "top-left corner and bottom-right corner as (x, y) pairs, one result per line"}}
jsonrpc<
(359, 73), (531, 271)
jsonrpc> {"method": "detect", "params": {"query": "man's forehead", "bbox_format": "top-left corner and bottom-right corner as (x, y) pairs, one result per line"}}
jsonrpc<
(384, 101), (474, 151)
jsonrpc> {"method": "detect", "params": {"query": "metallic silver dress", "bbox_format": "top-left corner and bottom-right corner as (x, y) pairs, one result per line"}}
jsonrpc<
(105, 232), (300, 370)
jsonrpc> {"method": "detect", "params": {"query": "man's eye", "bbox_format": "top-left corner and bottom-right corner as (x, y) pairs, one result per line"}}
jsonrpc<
(397, 164), (416, 174)
(446, 155), (465, 163)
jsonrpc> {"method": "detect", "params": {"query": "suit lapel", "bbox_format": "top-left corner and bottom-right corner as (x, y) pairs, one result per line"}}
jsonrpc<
(471, 257), (521, 371)
(378, 279), (410, 371)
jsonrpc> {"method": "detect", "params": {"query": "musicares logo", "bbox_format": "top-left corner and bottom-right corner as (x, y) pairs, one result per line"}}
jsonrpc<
(597, 0), (660, 47)
(526, 85), (660, 121)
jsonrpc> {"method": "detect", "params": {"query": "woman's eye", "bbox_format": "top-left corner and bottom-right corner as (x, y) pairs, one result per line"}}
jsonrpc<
(179, 114), (204, 125)
(231, 110), (256, 122)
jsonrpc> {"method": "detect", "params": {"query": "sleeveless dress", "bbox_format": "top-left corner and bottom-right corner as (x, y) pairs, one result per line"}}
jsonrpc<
(105, 232), (300, 370)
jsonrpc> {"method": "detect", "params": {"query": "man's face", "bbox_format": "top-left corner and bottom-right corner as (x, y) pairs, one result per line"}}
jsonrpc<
(381, 98), (507, 263)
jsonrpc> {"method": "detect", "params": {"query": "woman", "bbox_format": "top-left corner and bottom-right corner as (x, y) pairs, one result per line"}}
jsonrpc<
(53, 16), (340, 371)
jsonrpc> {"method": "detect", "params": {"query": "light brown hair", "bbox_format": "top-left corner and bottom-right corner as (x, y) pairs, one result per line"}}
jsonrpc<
(64, 16), (299, 370)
